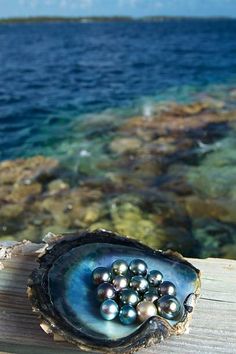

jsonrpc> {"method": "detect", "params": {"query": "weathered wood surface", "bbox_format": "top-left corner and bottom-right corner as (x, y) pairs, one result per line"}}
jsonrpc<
(0, 241), (235, 354)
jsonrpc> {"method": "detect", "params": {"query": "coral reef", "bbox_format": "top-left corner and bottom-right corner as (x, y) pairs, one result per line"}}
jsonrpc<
(1, 96), (236, 259)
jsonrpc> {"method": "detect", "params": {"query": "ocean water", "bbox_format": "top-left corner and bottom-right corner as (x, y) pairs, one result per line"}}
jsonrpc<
(0, 19), (236, 160)
(0, 19), (236, 258)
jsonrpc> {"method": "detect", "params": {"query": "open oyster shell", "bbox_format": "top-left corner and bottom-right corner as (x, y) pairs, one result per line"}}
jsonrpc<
(28, 229), (201, 353)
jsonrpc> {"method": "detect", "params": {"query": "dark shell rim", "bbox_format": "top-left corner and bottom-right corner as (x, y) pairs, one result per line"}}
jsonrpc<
(28, 229), (201, 353)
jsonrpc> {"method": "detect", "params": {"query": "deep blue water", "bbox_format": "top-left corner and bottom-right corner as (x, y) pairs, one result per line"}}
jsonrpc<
(0, 19), (236, 160)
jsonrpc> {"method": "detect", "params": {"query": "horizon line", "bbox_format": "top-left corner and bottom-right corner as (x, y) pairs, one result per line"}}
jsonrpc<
(0, 15), (235, 22)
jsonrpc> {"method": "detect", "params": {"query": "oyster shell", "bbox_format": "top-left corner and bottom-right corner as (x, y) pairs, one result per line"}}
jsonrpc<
(28, 229), (201, 353)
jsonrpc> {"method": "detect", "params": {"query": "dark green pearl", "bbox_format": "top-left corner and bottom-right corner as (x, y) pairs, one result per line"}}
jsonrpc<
(92, 267), (111, 285)
(97, 282), (116, 302)
(129, 259), (148, 276)
(147, 270), (163, 287)
(119, 305), (137, 325)
(112, 275), (129, 291)
(100, 299), (119, 320)
(159, 281), (176, 296)
(156, 295), (183, 321)
(119, 289), (140, 306)
(130, 275), (149, 294)
(112, 259), (129, 275)
(143, 290), (159, 302)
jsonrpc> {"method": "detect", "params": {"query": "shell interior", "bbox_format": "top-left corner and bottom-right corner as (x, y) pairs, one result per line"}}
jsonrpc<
(47, 239), (199, 341)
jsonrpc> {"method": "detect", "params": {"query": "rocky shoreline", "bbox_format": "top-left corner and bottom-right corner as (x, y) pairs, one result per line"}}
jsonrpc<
(1, 93), (236, 259)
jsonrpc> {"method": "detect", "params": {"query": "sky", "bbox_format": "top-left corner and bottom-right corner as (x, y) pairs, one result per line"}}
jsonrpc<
(0, 0), (236, 19)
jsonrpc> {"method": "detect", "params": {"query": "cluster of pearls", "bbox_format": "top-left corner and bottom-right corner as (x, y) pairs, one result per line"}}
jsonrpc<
(92, 258), (183, 325)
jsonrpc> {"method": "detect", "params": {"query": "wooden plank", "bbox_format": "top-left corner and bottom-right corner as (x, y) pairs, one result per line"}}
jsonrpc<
(0, 241), (235, 354)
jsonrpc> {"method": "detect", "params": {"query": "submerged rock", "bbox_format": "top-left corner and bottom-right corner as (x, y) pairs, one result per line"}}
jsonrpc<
(9, 182), (42, 203)
(187, 135), (236, 199)
(110, 200), (166, 249)
(0, 156), (59, 185)
(191, 218), (236, 258)
(0, 203), (24, 220)
(47, 179), (69, 194)
(18, 225), (40, 242)
(185, 196), (236, 224)
(110, 137), (142, 155)
(171, 101), (209, 116)
(221, 244), (236, 259)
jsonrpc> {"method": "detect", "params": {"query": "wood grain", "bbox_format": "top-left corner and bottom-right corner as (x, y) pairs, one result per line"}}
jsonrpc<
(0, 241), (235, 354)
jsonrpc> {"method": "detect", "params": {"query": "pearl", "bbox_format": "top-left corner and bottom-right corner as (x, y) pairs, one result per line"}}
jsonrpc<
(129, 259), (148, 276)
(112, 259), (128, 275)
(136, 301), (157, 322)
(159, 281), (176, 296)
(92, 267), (111, 285)
(112, 275), (129, 291)
(100, 299), (119, 321)
(97, 282), (116, 302)
(119, 305), (137, 325)
(147, 270), (163, 287)
(156, 295), (183, 321)
(130, 275), (149, 294)
(143, 290), (159, 302)
(119, 289), (140, 306)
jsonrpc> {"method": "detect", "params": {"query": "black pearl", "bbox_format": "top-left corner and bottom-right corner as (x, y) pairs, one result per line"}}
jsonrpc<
(100, 299), (119, 320)
(129, 259), (148, 276)
(97, 282), (116, 302)
(119, 289), (140, 306)
(147, 270), (163, 287)
(112, 259), (128, 275)
(136, 301), (157, 322)
(143, 290), (159, 302)
(159, 281), (176, 296)
(119, 305), (137, 325)
(92, 267), (111, 285)
(130, 275), (149, 294)
(112, 275), (129, 291)
(155, 295), (183, 321)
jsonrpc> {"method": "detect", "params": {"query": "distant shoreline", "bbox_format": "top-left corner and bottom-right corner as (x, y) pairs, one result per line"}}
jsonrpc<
(0, 16), (235, 24)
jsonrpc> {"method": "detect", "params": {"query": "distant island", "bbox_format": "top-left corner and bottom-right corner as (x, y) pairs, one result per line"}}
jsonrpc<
(0, 16), (234, 24)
